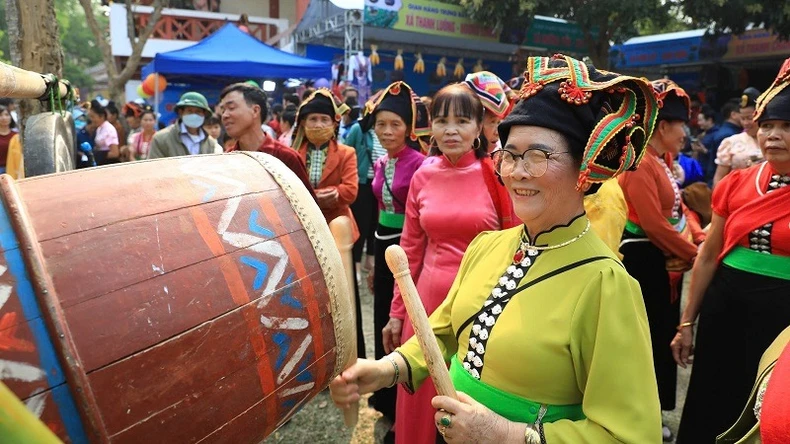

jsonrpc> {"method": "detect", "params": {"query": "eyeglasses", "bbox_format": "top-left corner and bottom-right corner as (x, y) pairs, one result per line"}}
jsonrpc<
(490, 148), (569, 178)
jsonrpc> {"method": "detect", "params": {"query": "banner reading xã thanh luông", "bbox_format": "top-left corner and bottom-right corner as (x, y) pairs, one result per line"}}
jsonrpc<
(363, 0), (499, 42)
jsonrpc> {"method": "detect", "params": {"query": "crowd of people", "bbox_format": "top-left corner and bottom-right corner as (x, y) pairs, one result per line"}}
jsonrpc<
(56, 55), (790, 443)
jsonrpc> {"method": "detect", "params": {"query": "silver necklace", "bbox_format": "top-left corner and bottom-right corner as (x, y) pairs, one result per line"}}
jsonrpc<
(516, 219), (591, 257)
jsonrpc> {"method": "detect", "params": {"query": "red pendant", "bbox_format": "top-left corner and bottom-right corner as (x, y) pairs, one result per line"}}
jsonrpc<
(513, 249), (525, 263)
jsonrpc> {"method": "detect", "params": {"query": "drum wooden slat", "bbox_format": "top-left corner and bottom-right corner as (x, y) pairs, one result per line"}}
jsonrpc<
(0, 152), (354, 443)
(17, 155), (282, 243)
(41, 191), (304, 310)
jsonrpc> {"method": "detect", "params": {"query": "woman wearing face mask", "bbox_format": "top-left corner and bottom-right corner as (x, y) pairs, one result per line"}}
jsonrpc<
(330, 54), (661, 444)
(380, 83), (518, 444)
(712, 87), (763, 187)
(148, 91), (222, 159)
(128, 109), (157, 161)
(618, 79), (706, 442)
(292, 89), (366, 360)
(358, 82), (430, 434)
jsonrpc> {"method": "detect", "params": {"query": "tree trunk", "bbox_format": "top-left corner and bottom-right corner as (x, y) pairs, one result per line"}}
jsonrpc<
(5, 0), (63, 135)
(582, 29), (611, 70)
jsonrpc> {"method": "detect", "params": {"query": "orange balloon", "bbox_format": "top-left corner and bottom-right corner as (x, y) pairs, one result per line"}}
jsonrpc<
(143, 73), (168, 94)
(141, 80), (155, 96)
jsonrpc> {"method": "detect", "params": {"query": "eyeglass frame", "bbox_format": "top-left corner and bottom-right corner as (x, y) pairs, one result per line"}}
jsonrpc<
(490, 148), (570, 178)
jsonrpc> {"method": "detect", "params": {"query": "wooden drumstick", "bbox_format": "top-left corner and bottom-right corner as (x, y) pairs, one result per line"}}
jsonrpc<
(328, 216), (359, 428)
(385, 245), (457, 399)
(0, 61), (70, 99)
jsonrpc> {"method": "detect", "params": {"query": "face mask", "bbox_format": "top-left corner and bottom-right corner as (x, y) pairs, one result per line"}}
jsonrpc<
(304, 126), (335, 145)
(182, 113), (205, 129)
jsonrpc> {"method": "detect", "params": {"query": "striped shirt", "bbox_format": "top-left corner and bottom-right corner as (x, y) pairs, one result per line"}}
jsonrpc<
(307, 143), (328, 187)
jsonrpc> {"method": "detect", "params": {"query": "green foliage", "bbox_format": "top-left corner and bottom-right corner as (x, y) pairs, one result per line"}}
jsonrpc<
(0, 0), (106, 87)
(56, 0), (108, 90)
(447, 0), (674, 43)
(0, 2), (10, 63)
(682, 0), (790, 38)
(441, 0), (678, 67)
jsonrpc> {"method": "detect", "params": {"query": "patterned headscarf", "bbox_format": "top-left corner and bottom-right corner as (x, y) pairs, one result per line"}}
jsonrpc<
(499, 54), (658, 192)
(755, 57), (790, 123)
(292, 88), (350, 149)
(361, 81), (431, 151)
(652, 79), (690, 122)
(464, 71), (517, 119)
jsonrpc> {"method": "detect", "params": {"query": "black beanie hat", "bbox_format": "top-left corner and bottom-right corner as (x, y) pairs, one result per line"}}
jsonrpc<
(755, 58), (790, 124)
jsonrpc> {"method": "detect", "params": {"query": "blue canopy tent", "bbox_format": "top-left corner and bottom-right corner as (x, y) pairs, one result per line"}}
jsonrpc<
(142, 23), (332, 79)
(142, 24), (331, 124)
(610, 29), (707, 70)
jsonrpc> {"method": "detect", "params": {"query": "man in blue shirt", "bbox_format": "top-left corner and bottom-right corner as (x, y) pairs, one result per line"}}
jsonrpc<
(703, 99), (742, 185)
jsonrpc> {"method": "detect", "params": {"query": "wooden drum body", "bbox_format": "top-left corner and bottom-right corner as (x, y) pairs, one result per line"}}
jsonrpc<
(0, 152), (354, 443)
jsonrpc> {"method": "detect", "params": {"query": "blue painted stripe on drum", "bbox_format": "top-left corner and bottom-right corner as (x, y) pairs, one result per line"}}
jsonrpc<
(0, 203), (89, 443)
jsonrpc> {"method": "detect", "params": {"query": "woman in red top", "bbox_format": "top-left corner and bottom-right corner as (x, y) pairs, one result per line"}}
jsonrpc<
(618, 79), (705, 440)
(0, 106), (17, 173)
(672, 58), (790, 443)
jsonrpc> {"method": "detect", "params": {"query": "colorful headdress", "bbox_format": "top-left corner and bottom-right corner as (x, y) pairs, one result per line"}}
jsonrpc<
(499, 54), (658, 192)
(464, 71), (517, 119)
(755, 57), (790, 123)
(292, 88), (350, 149)
(651, 79), (690, 122)
(361, 81), (431, 150)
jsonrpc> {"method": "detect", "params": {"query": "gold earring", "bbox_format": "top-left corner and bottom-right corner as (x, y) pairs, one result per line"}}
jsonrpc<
(473, 137), (481, 150)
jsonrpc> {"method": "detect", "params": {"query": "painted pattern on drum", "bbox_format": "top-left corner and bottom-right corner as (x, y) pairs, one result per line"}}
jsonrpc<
(183, 158), (328, 434)
(0, 202), (87, 443)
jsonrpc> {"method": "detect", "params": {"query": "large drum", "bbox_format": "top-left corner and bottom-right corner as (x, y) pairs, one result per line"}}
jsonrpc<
(0, 152), (354, 443)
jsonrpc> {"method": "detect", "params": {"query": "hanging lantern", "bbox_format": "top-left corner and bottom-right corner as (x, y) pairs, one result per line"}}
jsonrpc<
(454, 58), (465, 78)
(436, 57), (447, 78)
(413, 52), (425, 74)
(394, 49), (404, 71)
(473, 59), (484, 73)
(370, 44), (380, 66)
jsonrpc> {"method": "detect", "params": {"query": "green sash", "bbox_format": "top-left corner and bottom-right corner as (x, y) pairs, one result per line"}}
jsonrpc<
(449, 356), (585, 424)
(722, 246), (790, 281)
(378, 210), (405, 229)
(625, 215), (686, 237)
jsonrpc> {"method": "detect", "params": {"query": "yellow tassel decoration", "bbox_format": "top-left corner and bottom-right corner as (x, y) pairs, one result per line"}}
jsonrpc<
(370, 45), (380, 66)
(413, 52), (425, 73)
(437, 57), (447, 77)
(454, 58), (465, 78)
(394, 49), (404, 71)
(473, 59), (484, 72)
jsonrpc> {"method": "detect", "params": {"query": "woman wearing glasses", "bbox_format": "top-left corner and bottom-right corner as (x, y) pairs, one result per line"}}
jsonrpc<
(618, 79), (705, 441)
(331, 55), (661, 443)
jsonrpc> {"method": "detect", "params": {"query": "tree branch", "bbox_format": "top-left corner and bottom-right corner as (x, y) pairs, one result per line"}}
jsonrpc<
(78, 0), (118, 79)
(115, 0), (167, 90)
(126, 0), (136, 44)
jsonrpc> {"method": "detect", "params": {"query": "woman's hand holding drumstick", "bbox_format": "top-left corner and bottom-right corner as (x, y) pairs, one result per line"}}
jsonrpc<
(329, 245), (457, 416)
(384, 245), (457, 399)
